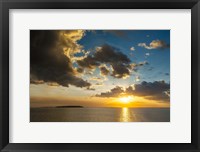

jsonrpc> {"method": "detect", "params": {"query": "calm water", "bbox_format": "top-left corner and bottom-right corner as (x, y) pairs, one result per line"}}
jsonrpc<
(30, 107), (170, 122)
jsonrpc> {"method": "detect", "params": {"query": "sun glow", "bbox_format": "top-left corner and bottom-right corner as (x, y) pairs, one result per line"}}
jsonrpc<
(119, 96), (133, 103)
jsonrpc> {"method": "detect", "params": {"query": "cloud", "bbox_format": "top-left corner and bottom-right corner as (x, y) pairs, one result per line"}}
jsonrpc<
(145, 53), (150, 56)
(90, 76), (104, 82)
(77, 44), (132, 79)
(94, 44), (131, 63)
(111, 63), (130, 79)
(138, 40), (169, 50)
(76, 67), (84, 73)
(128, 61), (149, 72)
(46, 82), (59, 86)
(95, 82), (103, 86)
(145, 53), (150, 59)
(99, 65), (110, 76)
(135, 76), (140, 82)
(96, 80), (170, 102)
(86, 87), (95, 91)
(30, 30), (91, 88)
(96, 86), (124, 97)
(137, 61), (149, 66)
(76, 55), (100, 69)
(130, 47), (135, 51)
(127, 81), (170, 101)
(30, 79), (44, 84)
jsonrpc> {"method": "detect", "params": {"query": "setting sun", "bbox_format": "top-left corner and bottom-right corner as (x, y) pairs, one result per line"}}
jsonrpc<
(119, 96), (133, 103)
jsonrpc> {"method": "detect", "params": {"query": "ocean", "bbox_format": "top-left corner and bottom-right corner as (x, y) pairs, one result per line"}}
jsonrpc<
(30, 107), (170, 122)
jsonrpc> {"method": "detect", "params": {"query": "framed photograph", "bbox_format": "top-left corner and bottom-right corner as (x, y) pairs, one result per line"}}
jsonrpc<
(0, 0), (200, 151)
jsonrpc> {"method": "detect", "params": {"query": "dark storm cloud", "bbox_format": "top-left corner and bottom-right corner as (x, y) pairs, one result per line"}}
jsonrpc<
(94, 44), (131, 63)
(76, 55), (100, 69)
(111, 63), (130, 78)
(76, 67), (84, 73)
(77, 44), (132, 79)
(100, 66), (110, 76)
(95, 86), (124, 97)
(30, 30), (91, 88)
(96, 81), (170, 102)
(127, 81), (170, 101)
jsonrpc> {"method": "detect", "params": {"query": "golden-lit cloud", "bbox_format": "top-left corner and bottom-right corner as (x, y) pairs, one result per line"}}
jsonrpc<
(130, 46), (135, 51)
(96, 86), (124, 98)
(96, 81), (170, 102)
(135, 76), (140, 82)
(89, 76), (104, 82)
(138, 40), (169, 50)
(99, 65), (110, 76)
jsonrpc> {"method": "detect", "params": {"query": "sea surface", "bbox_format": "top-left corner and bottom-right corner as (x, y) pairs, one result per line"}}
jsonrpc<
(30, 107), (170, 122)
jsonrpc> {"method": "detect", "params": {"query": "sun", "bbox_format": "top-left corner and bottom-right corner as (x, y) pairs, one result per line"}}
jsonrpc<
(119, 96), (133, 103)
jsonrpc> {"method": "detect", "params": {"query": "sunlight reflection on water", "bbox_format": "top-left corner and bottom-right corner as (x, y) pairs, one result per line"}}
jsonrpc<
(119, 107), (134, 122)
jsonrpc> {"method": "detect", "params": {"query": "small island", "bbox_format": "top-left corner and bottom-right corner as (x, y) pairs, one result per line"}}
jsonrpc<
(55, 106), (84, 108)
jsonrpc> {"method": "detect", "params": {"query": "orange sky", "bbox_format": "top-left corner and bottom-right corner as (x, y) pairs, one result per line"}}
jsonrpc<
(30, 84), (170, 108)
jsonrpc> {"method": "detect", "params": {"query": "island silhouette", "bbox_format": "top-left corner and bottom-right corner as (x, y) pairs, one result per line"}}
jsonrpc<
(55, 106), (84, 108)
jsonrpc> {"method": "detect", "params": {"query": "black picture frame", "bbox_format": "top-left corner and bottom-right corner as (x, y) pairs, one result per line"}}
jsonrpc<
(0, 0), (200, 151)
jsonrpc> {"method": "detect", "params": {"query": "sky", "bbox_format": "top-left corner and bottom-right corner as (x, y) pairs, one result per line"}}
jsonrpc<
(30, 30), (170, 108)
